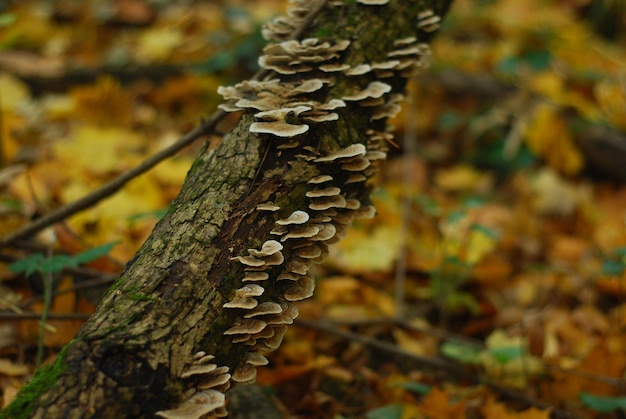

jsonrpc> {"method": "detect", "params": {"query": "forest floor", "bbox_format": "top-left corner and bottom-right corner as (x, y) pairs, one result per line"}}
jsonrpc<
(0, 0), (625, 417)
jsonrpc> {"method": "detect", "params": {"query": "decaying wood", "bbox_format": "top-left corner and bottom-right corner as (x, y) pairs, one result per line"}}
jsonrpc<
(1, 1), (453, 417)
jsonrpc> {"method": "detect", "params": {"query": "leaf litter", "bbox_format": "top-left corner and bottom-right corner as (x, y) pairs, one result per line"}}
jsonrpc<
(1, 0), (625, 417)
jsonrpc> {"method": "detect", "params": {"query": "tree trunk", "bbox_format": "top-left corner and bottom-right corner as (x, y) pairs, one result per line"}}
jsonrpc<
(1, 1), (452, 417)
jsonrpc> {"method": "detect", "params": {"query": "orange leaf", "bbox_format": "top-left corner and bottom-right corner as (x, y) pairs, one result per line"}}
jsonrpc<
(419, 387), (466, 419)
(481, 396), (551, 419)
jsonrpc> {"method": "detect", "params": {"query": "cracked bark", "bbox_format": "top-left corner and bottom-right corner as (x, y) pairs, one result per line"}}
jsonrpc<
(1, 1), (453, 418)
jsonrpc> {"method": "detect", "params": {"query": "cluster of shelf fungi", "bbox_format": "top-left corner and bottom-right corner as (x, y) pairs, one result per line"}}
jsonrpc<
(156, 0), (441, 417)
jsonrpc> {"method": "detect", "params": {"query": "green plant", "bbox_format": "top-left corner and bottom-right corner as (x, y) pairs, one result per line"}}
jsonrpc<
(8, 241), (117, 366)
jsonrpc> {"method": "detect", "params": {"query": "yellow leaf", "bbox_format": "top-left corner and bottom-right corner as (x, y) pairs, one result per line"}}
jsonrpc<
(136, 27), (184, 62)
(482, 396), (551, 419)
(595, 79), (626, 130)
(529, 72), (563, 101)
(435, 165), (492, 193)
(530, 168), (592, 216)
(482, 330), (544, 388)
(465, 229), (496, 265)
(525, 104), (583, 175)
(0, 72), (29, 110)
(332, 225), (401, 272)
(53, 125), (145, 177)
(71, 77), (134, 125)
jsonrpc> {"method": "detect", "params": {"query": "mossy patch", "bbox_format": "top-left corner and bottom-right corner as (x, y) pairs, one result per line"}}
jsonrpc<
(0, 344), (70, 418)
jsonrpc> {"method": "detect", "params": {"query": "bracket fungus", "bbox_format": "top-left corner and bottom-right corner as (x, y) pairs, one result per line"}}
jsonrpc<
(156, 390), (227, 419)
(357, 0), (390, 4)
(250, 121), (309, 137)
(276, 210), (310, 225)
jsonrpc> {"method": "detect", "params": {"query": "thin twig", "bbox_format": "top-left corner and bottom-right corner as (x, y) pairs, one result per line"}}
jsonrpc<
(0, 118), (220, 248)
(295, 318), (475, 378)
(295, 317), (578, 419)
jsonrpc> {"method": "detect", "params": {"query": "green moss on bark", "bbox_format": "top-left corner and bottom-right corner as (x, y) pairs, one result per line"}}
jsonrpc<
(0, 344), (69, 419)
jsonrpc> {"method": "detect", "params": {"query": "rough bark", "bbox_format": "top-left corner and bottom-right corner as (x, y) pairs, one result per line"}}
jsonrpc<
(1, 1), (452, 418)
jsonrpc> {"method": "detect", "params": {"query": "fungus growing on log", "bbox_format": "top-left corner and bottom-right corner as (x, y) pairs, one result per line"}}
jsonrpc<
(0, 0), (447, 418)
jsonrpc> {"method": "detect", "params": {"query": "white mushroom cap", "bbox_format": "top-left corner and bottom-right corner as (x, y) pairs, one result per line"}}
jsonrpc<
(193, 351), (208, 361)
(284, 276), (316, 301)
(388, 45), (424, 57)
(245, 352), (269, 366)
(256, 202), (280, 211)
(310, 223), (337, 241)
(371, 60), (401, 70)
(319, 63), (351, 72)
(295, 244), (322, 259)
(344, 64), (372, 76)
(276, 210), (310, 225)
(307, 175), (334, 184)
(317, 99), (347, 110)
(197, 372), (232, 390)
(254, 325), (288, 351)
(248, 240), (283, 257)
(250, 121), (309, 137)
(345, 199), (362, 210)
(242, 271), (270, 282)
(346, 174), (368, 184)
(232, 363), (257, 384)
(224, 319), (267, 335)
(156, 390), (225, 419)
(270, 225), (289, 235)
(394, 36), (417, 45)
(277, 272), (302, 281)
(287, 259), (309, 275)
(357, 0), (390, 4)
(260, 252), (285, 266)
(355, 205), (377, 219)
(231, 255), (265, 267)
(342, 81), (391, 101)
(292, 79), (326, 93)
(306, 186), (341, 197)
(308, 195), (347, 211)
(244, 302), (284, 318)
(181, 363), (218, 378)
(281, 225), (321, 241)
(254, 105), (311, 121)
(314, 144), (366, 162)
(341, 157), (371, 171)
(301, 113), (339, 123)
(223, 298), (258, 310)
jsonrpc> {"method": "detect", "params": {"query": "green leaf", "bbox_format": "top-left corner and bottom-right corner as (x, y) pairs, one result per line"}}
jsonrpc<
(447, 291), (481, 314)
(414, 195), (440, 216)
(437, 112), (463, 131)
(488, 346), (524, 364)
(602, 259), (625, 276)
(446, 209), (466, 225)
(470, 223), (500, 240)
(8, 254), (46, 277)
(580, 392), (626, 413)
(39, 255), (78, 273)
(441, 342), (481, 365)
(390, 381), (431, 395)
(612, 247), (626, 257)
(522, 49), (552, 72)
(128, 208), (169, 223)
(73, 242), (117, 264)
(0, 13), (17, 28)
(462, 197), (485, 209)
(366, 404), (403, 419)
